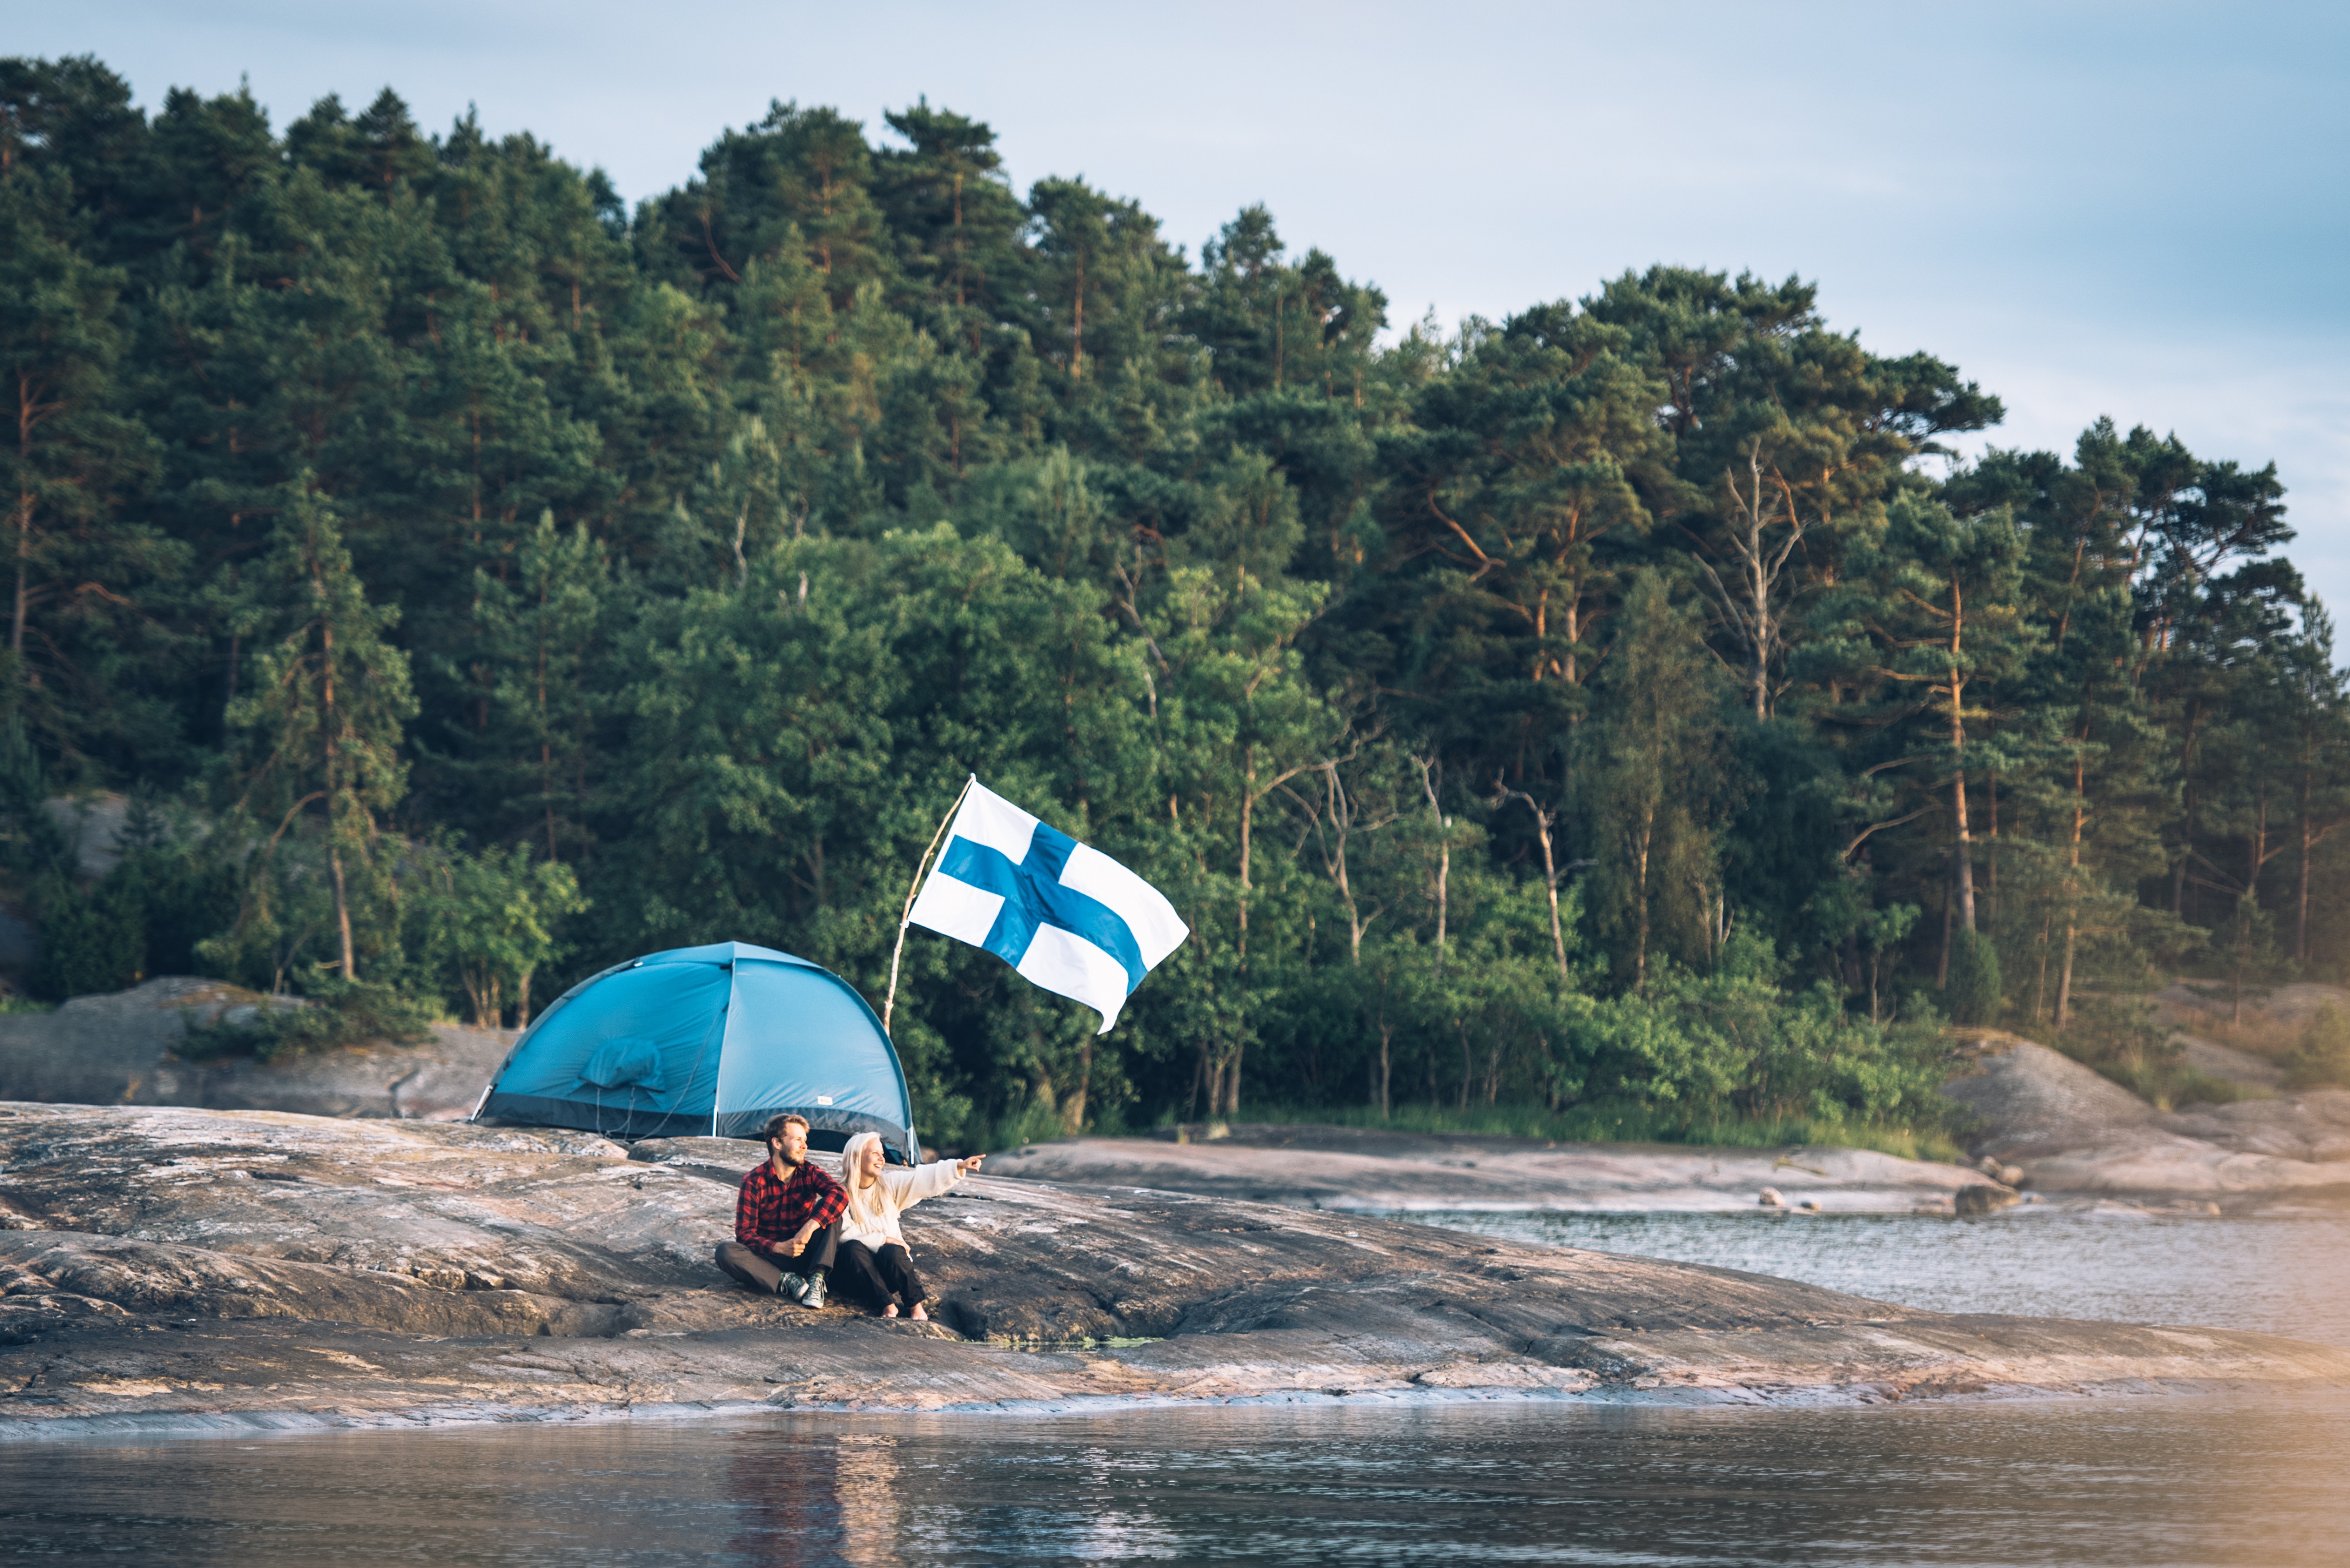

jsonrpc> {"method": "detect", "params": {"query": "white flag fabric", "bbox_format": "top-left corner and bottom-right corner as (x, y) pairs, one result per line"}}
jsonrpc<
(906, 779), (1189, 1032)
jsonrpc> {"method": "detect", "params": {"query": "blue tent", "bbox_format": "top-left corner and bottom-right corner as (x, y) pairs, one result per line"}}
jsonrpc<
(473, 941), (918, 1159)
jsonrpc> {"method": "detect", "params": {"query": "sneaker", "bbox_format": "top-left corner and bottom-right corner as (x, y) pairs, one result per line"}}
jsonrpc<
(800, 1274), (827, 1310)
(776, 1272), (809, 1304)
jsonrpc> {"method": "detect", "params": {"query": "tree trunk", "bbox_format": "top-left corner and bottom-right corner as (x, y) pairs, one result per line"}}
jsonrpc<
(2237, 790), (2268, 1024)
(320, 609), (356, 980)
(1067, 1036), (1091, 1134)
(2299, 768), (2314, 964)
(14, 377), (33, 665)
(2055, 922), (2078, 1028)
(1936, 883), (1953, 988)
(1632, 803), (1655, 991)
(11, 492), (28, 663)
(1535, 805), (1568, 980)
(2171, 699), (2206, 917)
(1748, 499), (1769, 720)
(1985, 770), (1999, 931)
(328, 844), (356, 981)
(1417, 760), (1448, 977)
(1233, 749), (1253, 1119)
(2033, 908), (2052, 1024)
(1951, 741), (1976, 933)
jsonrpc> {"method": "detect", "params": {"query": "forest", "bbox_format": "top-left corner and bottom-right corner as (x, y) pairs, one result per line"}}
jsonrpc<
(4, 55), (2345, 1150)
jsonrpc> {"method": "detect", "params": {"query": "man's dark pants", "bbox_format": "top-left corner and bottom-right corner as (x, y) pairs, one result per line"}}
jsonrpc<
(715, 1223), (838, 1294)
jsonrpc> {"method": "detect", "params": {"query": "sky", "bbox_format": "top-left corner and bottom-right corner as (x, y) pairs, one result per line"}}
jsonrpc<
(12, 1), (2349, 607)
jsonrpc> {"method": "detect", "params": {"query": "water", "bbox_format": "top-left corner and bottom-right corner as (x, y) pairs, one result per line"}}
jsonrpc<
(4, 1398), (2346, 1565)
(1391, 1208), (2350, 1348)
(6, 1212), (2348, 1565)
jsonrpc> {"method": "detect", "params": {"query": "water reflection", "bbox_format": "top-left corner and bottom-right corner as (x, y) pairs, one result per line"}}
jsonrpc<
(1396, 1209), (2350, 1347)
(7, 1213), (2346, 1563)
(5, 1397), (2347, 1566)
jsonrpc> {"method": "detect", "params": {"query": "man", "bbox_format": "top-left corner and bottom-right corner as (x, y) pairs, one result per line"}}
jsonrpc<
(715, 1112), (848, 1307)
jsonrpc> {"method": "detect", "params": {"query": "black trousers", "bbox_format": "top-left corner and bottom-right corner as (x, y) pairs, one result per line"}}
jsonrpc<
(715, 1223), (837, 1294)
(835, 1239), (926, 1313)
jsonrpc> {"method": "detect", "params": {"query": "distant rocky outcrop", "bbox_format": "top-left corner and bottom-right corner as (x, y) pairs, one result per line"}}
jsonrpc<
(2, 1103), (2342, 1434)
(0, 977), (512, 1122)
(1942, 1032), (2350, 1202)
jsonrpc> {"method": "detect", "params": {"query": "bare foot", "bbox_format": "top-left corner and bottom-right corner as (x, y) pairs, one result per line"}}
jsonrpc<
(909, 1303), (929, 1322)
(882, 1304), (899, 1318)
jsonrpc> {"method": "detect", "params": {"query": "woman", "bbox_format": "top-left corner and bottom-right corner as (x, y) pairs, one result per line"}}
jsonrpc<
(833, 1132), (984, 1320)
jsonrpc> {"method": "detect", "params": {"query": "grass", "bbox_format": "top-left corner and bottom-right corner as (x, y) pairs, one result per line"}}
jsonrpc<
(2090, 1061), (2252, 1110)
(2033, 993), (2258, 1111)
(0, 994), (55, 1015)
(2167, 1010), (2302, 1066)
(1152, 1100), (1967, 1165)
(964, 1101), (1090, 1155)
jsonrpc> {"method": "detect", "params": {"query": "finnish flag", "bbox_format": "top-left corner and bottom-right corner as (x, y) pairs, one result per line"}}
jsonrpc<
(907, 779), (1189, 1031)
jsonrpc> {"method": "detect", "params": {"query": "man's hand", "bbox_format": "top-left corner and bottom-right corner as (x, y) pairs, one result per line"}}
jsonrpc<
(778, 1220), (818, 1259)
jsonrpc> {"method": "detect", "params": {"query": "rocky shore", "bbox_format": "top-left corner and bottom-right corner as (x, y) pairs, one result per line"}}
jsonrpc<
(3, 1102), (2345, 1435)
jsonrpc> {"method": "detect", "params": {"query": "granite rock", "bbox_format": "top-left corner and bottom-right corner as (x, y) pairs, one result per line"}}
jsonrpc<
(0, 977), (512, 1122)
(1, 1102), (2343, 1434)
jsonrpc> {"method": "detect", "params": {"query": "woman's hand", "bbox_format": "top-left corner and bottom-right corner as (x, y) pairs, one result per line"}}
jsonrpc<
(958, 1153), (986, 1174)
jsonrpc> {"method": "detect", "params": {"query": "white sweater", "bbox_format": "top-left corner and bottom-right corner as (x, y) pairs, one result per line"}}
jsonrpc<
(836, 1158), (966, 1251)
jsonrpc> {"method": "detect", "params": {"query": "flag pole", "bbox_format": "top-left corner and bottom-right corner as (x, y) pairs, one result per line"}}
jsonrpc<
(882, 773), (976, 1034)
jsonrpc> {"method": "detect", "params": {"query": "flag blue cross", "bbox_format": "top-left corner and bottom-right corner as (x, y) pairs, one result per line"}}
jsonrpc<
(905, 778), (1189, 1031)
(937, 825), (1148, 991)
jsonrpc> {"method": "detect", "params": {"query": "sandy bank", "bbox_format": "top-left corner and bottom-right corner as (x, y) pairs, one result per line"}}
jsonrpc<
(986, 1126), (2011, 1214)
(2, 1103), (2342, 1434)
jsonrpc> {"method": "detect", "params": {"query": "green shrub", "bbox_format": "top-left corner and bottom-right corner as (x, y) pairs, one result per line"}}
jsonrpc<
(2045, 994), (2230, 1109)
(1181, 1098), (1964, 1165)
(23, 809), (246, 1002)
(182, 968), (437, 1062)
(1946, 928), (2002, 1027)
(2287, 1004), (2350, 1091)
(28, 872), (144, 1000)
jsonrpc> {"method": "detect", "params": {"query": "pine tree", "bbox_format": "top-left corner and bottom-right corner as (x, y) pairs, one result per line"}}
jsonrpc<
(460, 510), (611, 857)
(0, 153), (172, 770)
(1584, 570), (1730, 989)
(1833, 493), (2036, 985)
(223, 484), (415, 979)
(873, 99), (1027, 352)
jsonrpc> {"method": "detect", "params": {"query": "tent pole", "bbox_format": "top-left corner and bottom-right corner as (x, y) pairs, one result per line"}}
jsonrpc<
(883, 774), (976, 1035)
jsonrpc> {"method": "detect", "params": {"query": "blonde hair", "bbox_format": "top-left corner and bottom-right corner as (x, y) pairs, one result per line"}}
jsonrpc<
(840, 1130), (885, 1188)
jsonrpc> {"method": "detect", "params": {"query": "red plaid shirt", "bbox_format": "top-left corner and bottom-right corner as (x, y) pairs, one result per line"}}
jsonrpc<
(734, 1158), (846, 1251)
